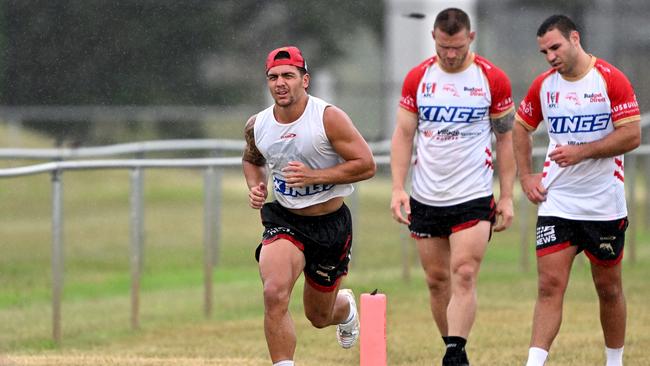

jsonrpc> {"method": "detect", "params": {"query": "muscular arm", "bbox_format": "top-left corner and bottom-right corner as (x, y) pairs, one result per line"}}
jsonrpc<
(389, 107), (418, 224)
(512, 120), (546, 204)
(242, 115), (268, 209)
(281, 106), (376, 187)
(491, 111), (516, 231)
(548, 120), (641, 166)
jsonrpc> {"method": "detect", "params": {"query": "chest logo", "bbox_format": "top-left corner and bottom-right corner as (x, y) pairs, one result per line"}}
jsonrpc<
(443, 83), (460, 97)
(565, 92), (581, 106)
(548, 113), (610, 134)
(421, 82), (436, 97)
(464, 87), (485, 97)
(547, 91), (560, 109)
(584, 92), (606, 103)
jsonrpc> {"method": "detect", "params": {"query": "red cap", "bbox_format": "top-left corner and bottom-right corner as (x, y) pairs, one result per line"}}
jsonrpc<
(265, 46), (307, 72)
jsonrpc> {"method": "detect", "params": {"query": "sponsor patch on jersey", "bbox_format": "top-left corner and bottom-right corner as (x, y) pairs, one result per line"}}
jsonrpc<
(464, 86), (486, 96)
(400, 95), (416, 109)
(418, 105), (488, 123)
(548, 113), (610, 134)
(565, 92), (581, 106)
(421, 82), (436, 97)
(443, 83), (460, 97)
(547, 91), (560, 109)
(519, 101), (534, 117)
(612, 100), (639, 114)
(584, 92), (606, 103)
(496, 97), (513, 110)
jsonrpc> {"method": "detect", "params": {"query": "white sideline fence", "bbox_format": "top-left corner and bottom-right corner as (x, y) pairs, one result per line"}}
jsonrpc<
(0, 138), (388, 344)
(1, 126), (648, 344)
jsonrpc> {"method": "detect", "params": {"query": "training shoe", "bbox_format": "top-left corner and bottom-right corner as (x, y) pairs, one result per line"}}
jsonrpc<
(336, 289), (359, 349)
(442, 352), (470, 366)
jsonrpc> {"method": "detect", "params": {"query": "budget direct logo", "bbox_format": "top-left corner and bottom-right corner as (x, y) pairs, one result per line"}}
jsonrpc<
(464, 86), (485, 96)
(584, 92), (606, 103)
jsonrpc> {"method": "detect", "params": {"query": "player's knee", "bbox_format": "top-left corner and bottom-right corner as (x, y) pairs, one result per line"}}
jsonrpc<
(262, 282), (291, 313)
(305, 309), (331, 328)
(537, 274), (567, 299)
(594, 279), (624, 302)
(425, 269), (450, 294)
(452, 263), (478, 291)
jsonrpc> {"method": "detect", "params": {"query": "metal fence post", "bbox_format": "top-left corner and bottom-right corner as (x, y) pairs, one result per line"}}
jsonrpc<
(51, 169), (64, 344)
(400, 227), (411, 282)
(6, 119), (22, 146)
(518, 194), (530, 272)
(645, 154), (650, 229)
(129, 167), (145, 329)
(203, 166), (217, 317)
(213, 166), (222, 267)
(626, 155), (637, 264)
(349, 183), (359, 267)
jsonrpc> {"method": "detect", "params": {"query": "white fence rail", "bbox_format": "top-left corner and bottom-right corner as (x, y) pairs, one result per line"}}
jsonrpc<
(0, 138), (392, 344)
(1, 130), (648, 344)
(0, 154), (241, 343)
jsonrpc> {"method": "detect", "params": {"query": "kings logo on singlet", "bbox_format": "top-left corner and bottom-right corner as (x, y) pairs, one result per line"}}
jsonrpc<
(273, 176), (335, 197)
(548, 113), (610, 134)
(418, 105), (488, 123)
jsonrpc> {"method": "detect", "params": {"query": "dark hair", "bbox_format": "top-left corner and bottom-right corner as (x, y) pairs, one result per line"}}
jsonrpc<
(433, 8), (471, 35)
(273, 50), (308, 75)
(537, 14), (578, 39)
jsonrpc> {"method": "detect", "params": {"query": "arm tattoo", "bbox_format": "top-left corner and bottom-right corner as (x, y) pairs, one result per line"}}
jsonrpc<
(490, 110), (515, 134)
(242, 117), (266, 166)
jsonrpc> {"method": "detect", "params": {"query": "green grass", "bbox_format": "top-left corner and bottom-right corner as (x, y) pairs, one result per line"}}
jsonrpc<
(2, 124), (650, 364)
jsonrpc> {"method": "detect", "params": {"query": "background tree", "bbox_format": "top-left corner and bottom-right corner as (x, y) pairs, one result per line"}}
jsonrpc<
(1, 0), (383, 106)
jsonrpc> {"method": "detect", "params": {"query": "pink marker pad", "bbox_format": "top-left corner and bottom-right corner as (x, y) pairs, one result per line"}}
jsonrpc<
(360, 292), (386, 366)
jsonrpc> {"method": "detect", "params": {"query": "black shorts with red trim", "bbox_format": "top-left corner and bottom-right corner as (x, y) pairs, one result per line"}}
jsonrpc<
(255, 200), (352, 292)
(535, 216), (628, 266)
(408, 195), (496, 239)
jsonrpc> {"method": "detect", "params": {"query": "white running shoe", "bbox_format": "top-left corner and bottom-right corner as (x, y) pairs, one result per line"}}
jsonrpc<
(336, 289), (359, 349)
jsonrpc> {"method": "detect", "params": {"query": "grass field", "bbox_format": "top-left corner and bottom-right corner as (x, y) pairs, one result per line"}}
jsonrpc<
(2, 129), (650, 365)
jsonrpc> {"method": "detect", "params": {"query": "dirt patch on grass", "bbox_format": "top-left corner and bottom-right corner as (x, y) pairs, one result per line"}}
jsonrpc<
(2, 355), (266, 366)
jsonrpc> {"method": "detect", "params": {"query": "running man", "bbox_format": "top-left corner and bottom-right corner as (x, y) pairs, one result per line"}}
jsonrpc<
(242, 46), (376, 366)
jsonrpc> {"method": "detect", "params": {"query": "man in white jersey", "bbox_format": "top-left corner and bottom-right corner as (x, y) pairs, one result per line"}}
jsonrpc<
(390, 8), (516, 366)
(242, 46), (376, 366)
(513, 15), (641, 366)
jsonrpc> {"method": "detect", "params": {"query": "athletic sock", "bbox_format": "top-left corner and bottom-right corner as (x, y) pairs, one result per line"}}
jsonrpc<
(341, 297), (356, 324)
(605, 346), (624, 366)
(273, 361), (294, 366)
(525, 347), (548, 366)
(443, 336), (467, 352)
(442, 336), (468, 362)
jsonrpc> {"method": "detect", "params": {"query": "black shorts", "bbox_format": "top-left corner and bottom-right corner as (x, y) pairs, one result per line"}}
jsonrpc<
(535, 216), (628, 266)
(408, 195), (496, 239)
(255, 200), (352, 292)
